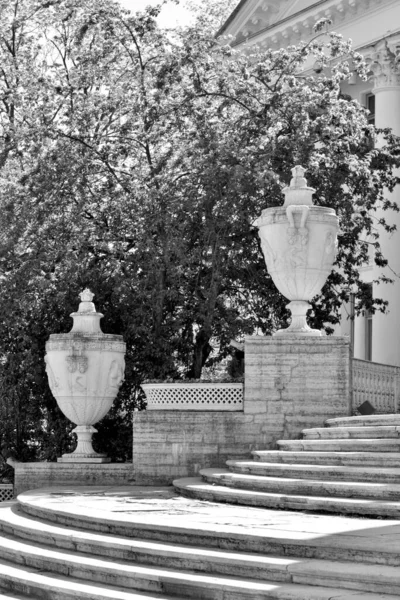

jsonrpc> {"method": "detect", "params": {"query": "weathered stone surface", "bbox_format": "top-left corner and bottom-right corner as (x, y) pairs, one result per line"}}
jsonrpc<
(6, 485), (400, 598)
(326, 414), (400, 428)
(244, 336), (351, 438)
(175, 475), (400, 518)
(132, 412), (268, 484)
(12, 463), (135, 496)
(132, 336), (351, 484)
(174, 414), (400, 518)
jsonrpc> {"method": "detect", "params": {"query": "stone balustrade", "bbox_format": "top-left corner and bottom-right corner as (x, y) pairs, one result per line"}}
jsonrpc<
(352, 358), (400, 414)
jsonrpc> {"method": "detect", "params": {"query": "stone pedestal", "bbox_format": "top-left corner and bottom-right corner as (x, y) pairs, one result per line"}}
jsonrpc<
(244, 335), (351, 439)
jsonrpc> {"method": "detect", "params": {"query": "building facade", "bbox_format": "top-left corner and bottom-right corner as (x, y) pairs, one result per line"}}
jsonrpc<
(219, 0), (400, 367)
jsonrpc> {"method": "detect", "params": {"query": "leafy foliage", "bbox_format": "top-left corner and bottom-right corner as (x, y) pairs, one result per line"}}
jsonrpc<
(0, 0), (398, 465)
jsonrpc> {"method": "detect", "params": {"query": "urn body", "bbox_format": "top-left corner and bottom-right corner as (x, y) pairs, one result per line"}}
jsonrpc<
(45, 333), (125, 426)
(45, 290), (126, 462)
(256, 205), (339, 302)
(254, 166), (339, 335)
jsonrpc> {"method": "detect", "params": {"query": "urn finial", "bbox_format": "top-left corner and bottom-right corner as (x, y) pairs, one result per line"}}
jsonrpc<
(77, 288), (96, 314)
(283, 165), (315, 207)
(290, 165), (307, 188)
(70, 289), (103, 333)
(80, 288), (94, 302)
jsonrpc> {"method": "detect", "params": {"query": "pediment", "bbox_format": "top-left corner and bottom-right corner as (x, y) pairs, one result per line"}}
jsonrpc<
(219, 0), (294, 43)
(278, 0), (317, 21)
(219, 0), (400, 54)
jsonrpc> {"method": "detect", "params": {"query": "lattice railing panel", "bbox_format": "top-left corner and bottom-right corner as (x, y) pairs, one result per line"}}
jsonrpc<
(142, 383), (244, 411)
(352, 359), (400, 414)
(0, 485), (13, 502)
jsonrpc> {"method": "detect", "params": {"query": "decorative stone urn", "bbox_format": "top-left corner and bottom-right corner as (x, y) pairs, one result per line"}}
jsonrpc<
(45, 290), (126, 462)
(254, 166), (339, 336)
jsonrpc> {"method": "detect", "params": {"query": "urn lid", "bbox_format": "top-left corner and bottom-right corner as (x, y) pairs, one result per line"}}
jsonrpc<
(69, 289), (104, 334)
(282, 165), (315, 207)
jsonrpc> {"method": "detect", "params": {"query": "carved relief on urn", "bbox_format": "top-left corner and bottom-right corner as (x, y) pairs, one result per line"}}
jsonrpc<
(254, 166), (339, 336)
(45, 289), (126, 462)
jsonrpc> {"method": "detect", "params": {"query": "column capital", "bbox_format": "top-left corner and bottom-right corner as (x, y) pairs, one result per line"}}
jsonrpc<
(365, 36), (400, 92)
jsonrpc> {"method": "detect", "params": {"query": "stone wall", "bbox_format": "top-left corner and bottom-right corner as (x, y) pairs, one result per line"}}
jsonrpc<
(132, 411), (271, 485)
(132, 336), (351, 484)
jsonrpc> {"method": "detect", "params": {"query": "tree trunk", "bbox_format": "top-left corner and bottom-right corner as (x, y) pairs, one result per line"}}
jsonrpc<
(189, 329), (213, 379)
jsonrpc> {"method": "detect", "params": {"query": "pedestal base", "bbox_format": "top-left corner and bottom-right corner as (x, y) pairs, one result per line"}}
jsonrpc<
(59, 425), (110, 463)
(274, 300), (322, 336)
(57, 456), (111, 463)
(10, 462), (135, 496)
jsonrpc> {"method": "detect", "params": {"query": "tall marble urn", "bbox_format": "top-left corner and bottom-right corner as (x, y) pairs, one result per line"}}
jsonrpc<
(45, 289), (126, 462)
(254, 166), (339, 336)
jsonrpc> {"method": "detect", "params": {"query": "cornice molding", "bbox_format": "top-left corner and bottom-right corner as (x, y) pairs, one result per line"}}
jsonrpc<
(224, 0), (396, 51)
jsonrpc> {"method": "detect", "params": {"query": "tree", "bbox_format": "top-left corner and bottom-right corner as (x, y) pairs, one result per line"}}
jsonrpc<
(0, 0), (398, 462)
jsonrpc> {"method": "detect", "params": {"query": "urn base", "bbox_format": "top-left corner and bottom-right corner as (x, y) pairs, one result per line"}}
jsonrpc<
(57, 425), (111, 464)
(274, 301), (322, 337)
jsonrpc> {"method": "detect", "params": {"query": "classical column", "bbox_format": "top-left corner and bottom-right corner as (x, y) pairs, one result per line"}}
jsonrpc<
(366, 37), (400, 366)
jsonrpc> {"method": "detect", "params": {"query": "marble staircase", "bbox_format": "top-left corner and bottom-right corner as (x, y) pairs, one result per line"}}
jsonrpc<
(174, 414), (400, 517)
(0, 414), (400, 598)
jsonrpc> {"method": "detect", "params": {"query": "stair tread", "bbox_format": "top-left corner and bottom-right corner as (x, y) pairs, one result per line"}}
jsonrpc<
(0, 557), (180, 599)
(200, 469), (400, 501)
(0, 554), (398, 600)
(278, 439), (400, 445)
(0, 506), (356, 575)
(326, 415), (400, 428)
(174, 476), (400, 516)
(176, 476), (400, 505)
(253, 450), (400, 464)
(13, 494), (400, 563)
(0, 512), (399, 585)
(304, 426), (400, 433)
(227, 461), (400, 475)
(202, 469), (400, 489)
(302, 426), (400, 438)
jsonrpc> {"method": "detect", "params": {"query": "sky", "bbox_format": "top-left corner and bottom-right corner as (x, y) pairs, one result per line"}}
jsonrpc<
(118, 0), (194, 28)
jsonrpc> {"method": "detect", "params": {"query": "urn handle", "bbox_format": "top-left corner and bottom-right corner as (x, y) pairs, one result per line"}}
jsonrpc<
(286, 204), (309, 246)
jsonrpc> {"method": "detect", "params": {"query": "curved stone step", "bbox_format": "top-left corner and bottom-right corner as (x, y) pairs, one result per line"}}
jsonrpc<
(226, 460), (400, 483)
(15, 493), (400, 567)
(326, 415), (400, 428)
(0, 503), (355, 583)
(276, 439), (400, 452)
(302, 426), (400, 440)
(174, 476), (400, 518)
(0, 517), (399, 595)
(252, 450), (400, 467)
(0, 551), (398, 600)
(0, 557), (180, 599)
(200, 468), (400, 501)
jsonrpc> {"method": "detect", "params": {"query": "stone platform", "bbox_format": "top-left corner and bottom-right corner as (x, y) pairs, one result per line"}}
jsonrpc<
(0, 484), (399, 598)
